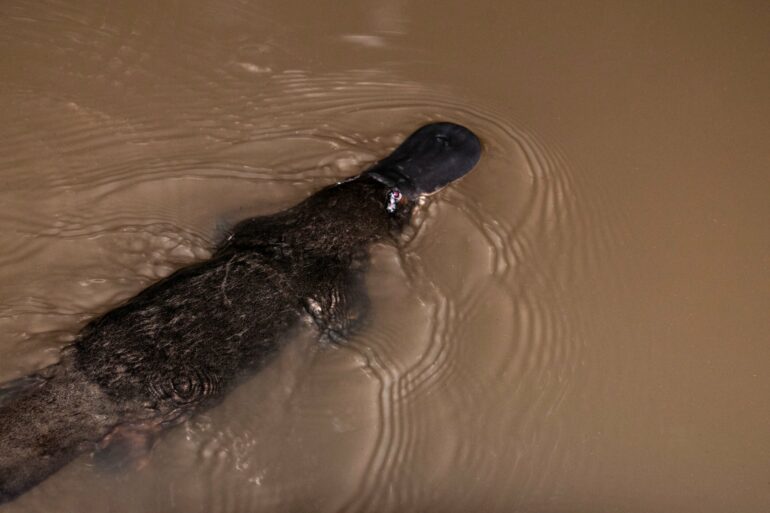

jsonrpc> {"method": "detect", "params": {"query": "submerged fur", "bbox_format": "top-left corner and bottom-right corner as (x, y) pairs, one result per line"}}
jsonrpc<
(0, 176), (410, 502)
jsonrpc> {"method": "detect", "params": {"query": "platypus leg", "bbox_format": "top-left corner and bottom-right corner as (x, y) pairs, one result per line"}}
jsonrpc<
(94, 423), (160, 471)
(304, 265), (370, 345)
(94, 403), (195, 472)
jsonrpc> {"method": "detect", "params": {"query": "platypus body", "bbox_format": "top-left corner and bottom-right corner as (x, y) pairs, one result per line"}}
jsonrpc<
(0, 122), (481, 503)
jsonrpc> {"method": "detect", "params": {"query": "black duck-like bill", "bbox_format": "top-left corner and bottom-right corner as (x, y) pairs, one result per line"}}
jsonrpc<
(366, 122), (482, 199)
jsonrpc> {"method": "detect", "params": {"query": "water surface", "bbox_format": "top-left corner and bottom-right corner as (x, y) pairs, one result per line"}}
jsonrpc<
(0, 1), (768, 512)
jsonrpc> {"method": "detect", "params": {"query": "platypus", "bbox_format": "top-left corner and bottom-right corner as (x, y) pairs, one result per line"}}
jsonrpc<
(0, 122), (481, 503)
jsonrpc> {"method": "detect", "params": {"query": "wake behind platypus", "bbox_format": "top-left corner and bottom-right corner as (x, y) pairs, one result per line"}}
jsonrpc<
(0, 122), (481, 503)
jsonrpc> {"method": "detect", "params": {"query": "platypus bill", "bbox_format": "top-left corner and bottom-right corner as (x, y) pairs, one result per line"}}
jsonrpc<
(0, 122), (482, 503)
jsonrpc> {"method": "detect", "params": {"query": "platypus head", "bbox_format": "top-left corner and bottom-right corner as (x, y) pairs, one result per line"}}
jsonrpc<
(366, 122), (482, 200)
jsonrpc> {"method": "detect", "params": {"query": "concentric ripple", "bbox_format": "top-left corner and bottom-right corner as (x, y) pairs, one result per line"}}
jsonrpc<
(0, 2), (618, 511)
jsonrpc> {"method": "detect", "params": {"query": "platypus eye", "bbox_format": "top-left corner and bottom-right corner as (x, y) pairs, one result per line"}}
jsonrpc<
(386, 189), (403, 214)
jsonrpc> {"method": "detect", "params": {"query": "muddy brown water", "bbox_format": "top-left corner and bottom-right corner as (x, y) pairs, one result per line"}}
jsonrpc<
(1, 1), (768, 512)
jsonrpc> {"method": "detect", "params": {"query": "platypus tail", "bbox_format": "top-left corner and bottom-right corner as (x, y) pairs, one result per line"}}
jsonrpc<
(0, 364), (116, 503)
